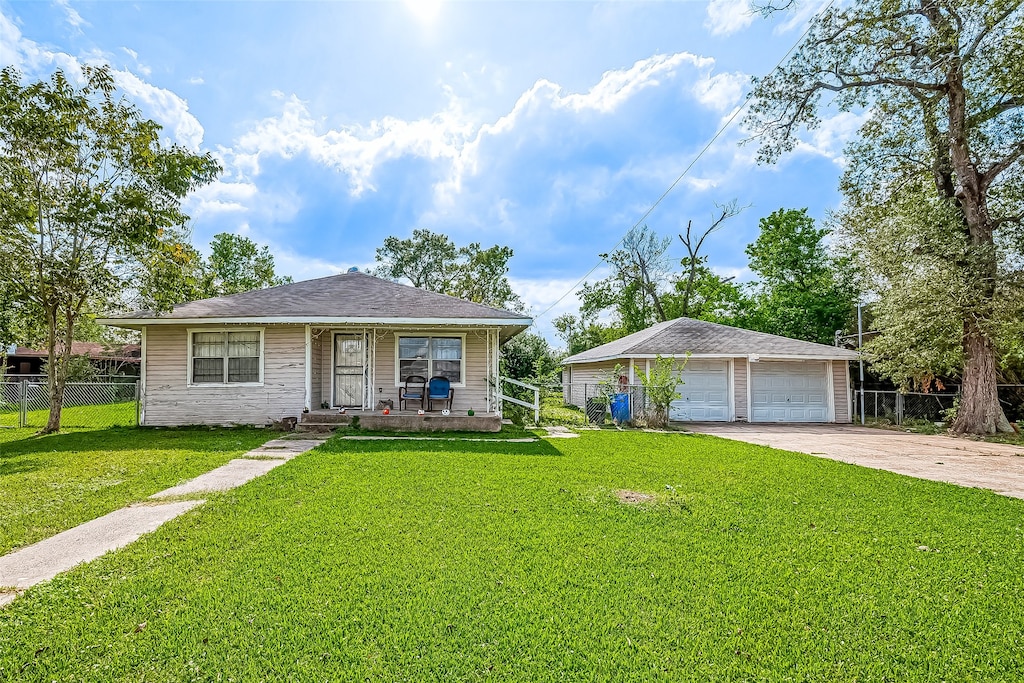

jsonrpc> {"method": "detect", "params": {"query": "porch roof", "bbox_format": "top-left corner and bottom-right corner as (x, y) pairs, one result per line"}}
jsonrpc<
(99, 271), (532, 337)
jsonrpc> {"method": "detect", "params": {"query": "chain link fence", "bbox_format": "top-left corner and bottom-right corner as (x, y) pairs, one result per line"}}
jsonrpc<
(499, 382), (660, 427)
(854, 386), (1024, 426)
(515, 382), (1024, 428)
(0, 380), (139, 429)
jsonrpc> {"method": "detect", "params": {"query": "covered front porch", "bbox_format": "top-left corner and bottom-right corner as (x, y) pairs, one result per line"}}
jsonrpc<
(302, 325), (504, 416)
(296, 408), (502, 433)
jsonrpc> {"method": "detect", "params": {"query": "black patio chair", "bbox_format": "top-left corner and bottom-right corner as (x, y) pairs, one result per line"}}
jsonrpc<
(399, 375), (427, 410)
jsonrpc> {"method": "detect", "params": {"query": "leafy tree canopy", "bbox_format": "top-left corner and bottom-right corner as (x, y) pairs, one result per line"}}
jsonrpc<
(500, 332), (562, 383)
(743, 208), (857, 346)
(0, 65), (221, 432)
(746, 0), (1024, 433)
(373, 229), (523, 311)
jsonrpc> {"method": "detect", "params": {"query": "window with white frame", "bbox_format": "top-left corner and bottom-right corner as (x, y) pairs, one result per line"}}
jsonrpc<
(397, 336), (463, 384)
(190, 330), (262, 384)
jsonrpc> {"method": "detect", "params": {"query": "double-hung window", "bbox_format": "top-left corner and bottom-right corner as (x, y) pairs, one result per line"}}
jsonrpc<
(397, 336), (463, 384)
(190, 330), (262, 385)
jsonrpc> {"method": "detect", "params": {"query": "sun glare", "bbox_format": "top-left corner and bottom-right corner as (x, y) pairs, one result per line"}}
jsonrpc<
(404, 0), (442, 24)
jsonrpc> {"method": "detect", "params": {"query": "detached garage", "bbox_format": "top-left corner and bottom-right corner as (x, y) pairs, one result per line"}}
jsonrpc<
(561, 317), (859, 424)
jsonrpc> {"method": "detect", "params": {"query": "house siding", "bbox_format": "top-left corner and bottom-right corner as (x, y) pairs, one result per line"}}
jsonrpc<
(143, 324), (306, 426)
(833, 360), (851, 423)
(564, 361), (621, 408)
(733, 358), (748, 421)
(314, 328), (492, 412)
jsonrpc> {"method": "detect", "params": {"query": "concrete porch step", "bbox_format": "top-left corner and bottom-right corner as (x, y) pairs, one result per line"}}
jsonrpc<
(296, 411), (501, 433)
(295, 423), (337, 433)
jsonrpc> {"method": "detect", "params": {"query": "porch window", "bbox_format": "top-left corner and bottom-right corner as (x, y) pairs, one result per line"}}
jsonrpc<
(190, 330), (262, 384)
(398, 336), (462, 384)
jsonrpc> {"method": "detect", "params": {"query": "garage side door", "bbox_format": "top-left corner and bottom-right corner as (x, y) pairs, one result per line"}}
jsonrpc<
(750, 361), (829, 422)
(669, 360), (730, 421)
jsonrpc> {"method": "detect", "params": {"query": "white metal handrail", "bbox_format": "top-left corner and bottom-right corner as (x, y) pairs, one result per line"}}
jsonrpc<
(497, 376), (540, 424)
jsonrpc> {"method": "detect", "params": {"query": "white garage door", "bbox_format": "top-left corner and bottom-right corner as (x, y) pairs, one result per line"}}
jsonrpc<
(751, 362), (830, 422)
(669, 360), (730, 421)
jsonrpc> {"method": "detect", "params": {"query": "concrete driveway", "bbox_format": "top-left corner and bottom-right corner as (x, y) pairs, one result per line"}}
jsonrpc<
(685, 423), (1024, 500)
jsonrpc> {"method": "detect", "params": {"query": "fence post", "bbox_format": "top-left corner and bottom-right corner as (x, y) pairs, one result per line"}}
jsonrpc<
(896, 392), (904, 425)
(533, 386), (540, 425)
(134, 380), (141, 426)
(19, 380), (28, 428)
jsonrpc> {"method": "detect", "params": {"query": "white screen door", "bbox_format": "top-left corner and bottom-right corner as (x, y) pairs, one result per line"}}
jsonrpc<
(333, 334), (365, 407)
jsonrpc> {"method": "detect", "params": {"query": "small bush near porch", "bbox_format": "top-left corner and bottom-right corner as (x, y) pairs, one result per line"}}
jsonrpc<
(1, 431), (1022, 680)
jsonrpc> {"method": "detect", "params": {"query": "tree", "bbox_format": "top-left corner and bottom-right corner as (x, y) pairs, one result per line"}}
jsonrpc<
(373, 229), (524, 310)
(673, 202), (746, 317)
(575, 225), (672, 335)
(746, 0), (1024, 433)
(638, 355), (685, 429)
(0, 66), (220, 433)
(552, 313), (625, 357)
(661, 258), (749, 324)
(500, 332), (561, 383)
(134, 229), (210, 311)
(742, 209), (857, 345)
(205, 232), (293, 297)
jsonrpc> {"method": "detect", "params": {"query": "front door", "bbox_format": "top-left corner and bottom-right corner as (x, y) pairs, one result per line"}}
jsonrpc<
(333, 333), (365, 407)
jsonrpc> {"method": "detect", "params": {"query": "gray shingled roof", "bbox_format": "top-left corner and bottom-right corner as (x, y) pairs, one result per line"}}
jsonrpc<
(562, 317), (859, 363)
(101, 271), (531, 324)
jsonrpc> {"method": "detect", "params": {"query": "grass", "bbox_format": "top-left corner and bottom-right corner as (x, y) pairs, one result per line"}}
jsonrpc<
(329, 423), (539, 440)
(862, 418), (1024, 446)
(0, 401), (138, 430)
(2, 430), (1023, 680)
(0, 426), (274, 555)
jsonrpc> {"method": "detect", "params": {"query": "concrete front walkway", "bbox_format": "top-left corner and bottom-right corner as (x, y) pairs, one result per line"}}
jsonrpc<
(0, 434), (328, 608)
(686, 423), (1024, 500)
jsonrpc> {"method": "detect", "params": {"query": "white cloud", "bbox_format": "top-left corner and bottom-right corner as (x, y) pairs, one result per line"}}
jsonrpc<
(705, 0), (755, 36)
(113, 70), (205, 149)
(559, 52), (711, 113)
(188, 76), (205, 85)
(185, 179), (259, 217)
(692, 71), (749, 112)
(273, 249), (351, 281)
(794, 110), (870, 165)
(54, 0), (87, 29)
(0, 10), (204, 150)
(224, 51), (716, 204)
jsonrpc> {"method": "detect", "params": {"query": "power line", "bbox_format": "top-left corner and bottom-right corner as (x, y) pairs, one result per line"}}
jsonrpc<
(530, 2), (834, 326)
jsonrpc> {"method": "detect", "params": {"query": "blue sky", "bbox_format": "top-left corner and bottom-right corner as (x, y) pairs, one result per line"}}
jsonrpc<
(1, 0), (860, 344)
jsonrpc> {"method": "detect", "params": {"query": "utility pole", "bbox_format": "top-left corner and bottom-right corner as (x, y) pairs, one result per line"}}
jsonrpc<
(857, 302), (865, 425)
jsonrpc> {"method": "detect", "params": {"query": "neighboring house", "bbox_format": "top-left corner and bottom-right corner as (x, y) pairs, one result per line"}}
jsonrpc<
(561, 317), (860, 423)
(3, 342), (141, 378)
(97, 271), (532, 427)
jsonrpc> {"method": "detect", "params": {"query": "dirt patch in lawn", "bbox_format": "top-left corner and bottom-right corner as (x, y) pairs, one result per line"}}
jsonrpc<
(615, 489), (655, 504)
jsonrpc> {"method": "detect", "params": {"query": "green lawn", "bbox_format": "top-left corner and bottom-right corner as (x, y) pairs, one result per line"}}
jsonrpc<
(0, 426), (274, 555)
(2, 431), (1023, 680)
(1, 401), (138, 430)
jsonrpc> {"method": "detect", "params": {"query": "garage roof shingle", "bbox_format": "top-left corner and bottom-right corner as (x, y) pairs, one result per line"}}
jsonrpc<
(562, 317), (859, 363)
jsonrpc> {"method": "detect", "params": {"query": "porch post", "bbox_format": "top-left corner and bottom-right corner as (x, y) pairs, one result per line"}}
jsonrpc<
(492, 328), (501, 416)
(139, 326), (147, 426)
(304, 325), (312, 412)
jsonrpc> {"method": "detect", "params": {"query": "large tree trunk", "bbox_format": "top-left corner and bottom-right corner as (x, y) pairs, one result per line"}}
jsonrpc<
(41, 306), (68, 434)
(953, 321), (1014, 434)
(945, 66), (1014, 434)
